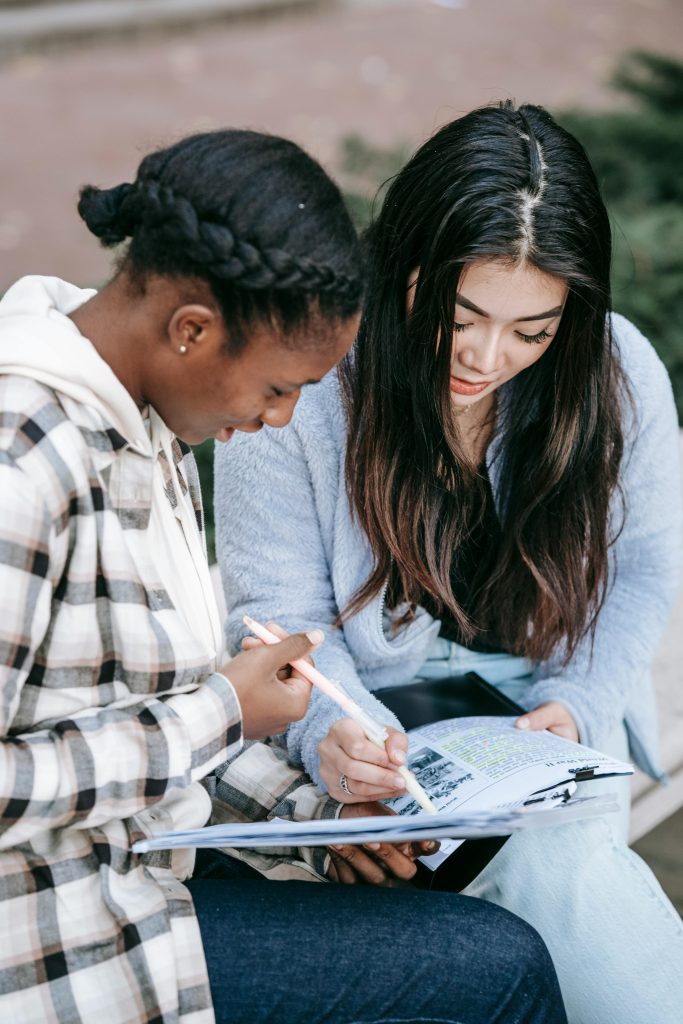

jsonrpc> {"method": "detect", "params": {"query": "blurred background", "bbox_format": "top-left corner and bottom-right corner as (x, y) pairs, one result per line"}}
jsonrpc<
(1, 0), (682, 908)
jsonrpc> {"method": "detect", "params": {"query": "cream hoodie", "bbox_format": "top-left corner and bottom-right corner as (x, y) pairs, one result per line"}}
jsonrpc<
(0, 275), (223, 661)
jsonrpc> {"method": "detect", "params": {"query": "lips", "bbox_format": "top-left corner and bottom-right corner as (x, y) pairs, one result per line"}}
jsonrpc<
(449, 376), (492, 396)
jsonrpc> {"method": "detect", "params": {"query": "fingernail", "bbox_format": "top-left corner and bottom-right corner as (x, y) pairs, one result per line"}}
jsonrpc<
(516, 718), (530, 730)
(422, 840), (437, 852)
(393, 749), (406, 764)
(306, 629), (324, 645)
(365, 843), (381, 851)
(329, 845), (343, 853)
(393, 776), (406, 789)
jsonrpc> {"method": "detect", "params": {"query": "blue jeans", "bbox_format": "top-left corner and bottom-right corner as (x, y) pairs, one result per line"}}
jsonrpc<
(188, 850), (567, 1024)
(414, 639), (683, 1024)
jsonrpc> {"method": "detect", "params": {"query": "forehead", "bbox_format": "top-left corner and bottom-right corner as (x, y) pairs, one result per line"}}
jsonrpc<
(457, 260), (567, 320)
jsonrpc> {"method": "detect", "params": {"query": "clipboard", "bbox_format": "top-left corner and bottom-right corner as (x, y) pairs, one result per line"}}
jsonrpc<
(373, 672), (524, 893)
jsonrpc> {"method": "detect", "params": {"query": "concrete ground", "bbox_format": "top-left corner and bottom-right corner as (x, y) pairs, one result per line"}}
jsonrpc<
(1, 0), (682, 910)
(2, 0), (683, 289)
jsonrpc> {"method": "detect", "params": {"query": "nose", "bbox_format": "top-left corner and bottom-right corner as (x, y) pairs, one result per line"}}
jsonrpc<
(456, 326), (503, 378)
(261, 390), (301, 430)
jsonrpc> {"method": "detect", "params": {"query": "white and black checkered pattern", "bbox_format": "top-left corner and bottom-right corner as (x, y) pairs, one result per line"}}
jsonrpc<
(0, 372), (249, 1023)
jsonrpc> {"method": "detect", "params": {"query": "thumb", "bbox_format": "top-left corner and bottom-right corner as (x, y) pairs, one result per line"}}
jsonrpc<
(516, 703), (557, 732)
(264, 629), (324, 671)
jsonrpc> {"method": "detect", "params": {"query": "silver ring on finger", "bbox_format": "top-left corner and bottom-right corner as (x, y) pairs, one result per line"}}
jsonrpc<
(339, 773), (353, 796)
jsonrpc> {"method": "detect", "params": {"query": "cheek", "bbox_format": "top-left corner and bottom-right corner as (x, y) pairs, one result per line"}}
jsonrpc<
(511, 342), (552, 375)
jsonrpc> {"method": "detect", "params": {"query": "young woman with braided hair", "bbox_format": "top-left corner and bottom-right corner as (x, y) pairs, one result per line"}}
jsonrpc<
(217, 103), (683, 1023)
(0, 129), (567, 1024)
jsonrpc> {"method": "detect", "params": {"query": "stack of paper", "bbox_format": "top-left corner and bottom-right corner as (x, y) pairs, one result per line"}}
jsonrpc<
(132, 794), (618, 854)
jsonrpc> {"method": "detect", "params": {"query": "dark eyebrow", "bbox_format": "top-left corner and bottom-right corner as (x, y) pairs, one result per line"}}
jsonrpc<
(456, 293), (564, 323)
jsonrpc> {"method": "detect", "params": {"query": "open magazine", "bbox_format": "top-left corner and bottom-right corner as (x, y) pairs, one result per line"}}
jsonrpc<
(132, 716), (632, 857)
(385, 715), (632, 868)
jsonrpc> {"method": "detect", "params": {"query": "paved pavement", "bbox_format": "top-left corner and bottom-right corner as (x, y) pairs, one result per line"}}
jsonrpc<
(2, 0), (683, 288)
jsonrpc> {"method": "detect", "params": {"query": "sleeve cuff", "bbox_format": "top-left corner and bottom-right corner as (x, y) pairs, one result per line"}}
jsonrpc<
(165, 672), (243, 782)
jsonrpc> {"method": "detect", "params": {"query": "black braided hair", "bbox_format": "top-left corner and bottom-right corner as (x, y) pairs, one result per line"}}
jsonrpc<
(78, 130), (363, 349)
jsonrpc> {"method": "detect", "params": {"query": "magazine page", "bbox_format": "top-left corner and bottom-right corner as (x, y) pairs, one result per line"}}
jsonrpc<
(385, 716), (632, 868)
(390, 716), (631, 813)
(130, 719), (629, 857)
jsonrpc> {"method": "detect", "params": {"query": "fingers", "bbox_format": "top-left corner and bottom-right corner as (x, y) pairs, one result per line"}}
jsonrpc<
(241, 637), (262, 651)
(273, 672), (313, 723)
(241, 620), (290, 652)
(516, 701), (579, 742)
(367, 842), (418, 880)
(328, 842), (417, 885)
(328, 841), (418, 884)
(241, 622), (317, 674)
(327, 847), (361, 885)
(262, 629), (324, 668)
(548, 721), (580, 741)
(330, 719), (393, 769)
(319, 759), (406, 803)
(319, 765), (385, 803)
(264, 621), (289, 640)
(328, 845), (388, 885)
(318, 719), (406, 801)
(385, 727), (409, 767)
(336, 802), (435, 872)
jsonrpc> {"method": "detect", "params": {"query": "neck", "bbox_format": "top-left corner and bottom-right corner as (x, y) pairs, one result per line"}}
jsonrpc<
(455, 391), (497, 466)
(68, 274), (147, 408)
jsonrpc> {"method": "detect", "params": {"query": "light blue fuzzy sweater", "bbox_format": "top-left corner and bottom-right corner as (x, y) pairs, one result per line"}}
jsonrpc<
(216, 314), (682, 782)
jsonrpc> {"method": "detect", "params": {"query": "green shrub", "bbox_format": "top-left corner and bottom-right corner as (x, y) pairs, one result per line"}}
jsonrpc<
(559, 53), (683, 418)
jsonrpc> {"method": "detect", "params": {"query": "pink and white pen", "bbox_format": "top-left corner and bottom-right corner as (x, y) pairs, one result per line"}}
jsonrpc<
(242, 615), (437, 814)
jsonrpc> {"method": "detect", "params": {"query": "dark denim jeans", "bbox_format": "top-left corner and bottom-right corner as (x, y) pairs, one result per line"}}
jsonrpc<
(188, 850), (567, 1024)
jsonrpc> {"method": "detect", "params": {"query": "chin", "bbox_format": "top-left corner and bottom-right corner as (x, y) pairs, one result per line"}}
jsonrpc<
(450, 391), (487, 407)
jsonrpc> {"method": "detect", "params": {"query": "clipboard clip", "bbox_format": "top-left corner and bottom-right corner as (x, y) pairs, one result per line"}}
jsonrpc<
(569, 765), (599, 781)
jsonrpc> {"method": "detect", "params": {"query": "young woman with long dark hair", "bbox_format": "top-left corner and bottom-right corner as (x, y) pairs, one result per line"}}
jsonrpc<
(0, 128), (568, 1024)
(217, 102), (683, 1024)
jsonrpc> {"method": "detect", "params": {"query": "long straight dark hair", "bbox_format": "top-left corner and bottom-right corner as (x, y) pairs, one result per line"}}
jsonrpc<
(341, 101), (629, 664)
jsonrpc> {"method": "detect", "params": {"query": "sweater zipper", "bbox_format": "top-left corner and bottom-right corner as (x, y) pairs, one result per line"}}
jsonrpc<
(377, 579), (389, 643)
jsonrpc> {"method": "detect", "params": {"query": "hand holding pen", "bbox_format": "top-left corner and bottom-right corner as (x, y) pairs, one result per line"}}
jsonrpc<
(241, 622), (411, 801)
(242, 616), (437, 814)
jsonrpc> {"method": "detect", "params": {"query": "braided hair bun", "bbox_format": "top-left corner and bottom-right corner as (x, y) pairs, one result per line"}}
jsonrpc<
(78, 129), (363, 336)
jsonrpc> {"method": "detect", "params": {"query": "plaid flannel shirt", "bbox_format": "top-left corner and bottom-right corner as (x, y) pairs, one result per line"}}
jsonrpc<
(0, 372), (336, 1024)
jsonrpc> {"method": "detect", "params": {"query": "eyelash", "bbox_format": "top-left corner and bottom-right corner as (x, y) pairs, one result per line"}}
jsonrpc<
(518, 328), (552, 345)
(453, 323), (553, 345)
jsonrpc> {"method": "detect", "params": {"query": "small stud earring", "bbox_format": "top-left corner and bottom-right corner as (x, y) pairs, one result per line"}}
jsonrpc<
(179, 345), (187, 355)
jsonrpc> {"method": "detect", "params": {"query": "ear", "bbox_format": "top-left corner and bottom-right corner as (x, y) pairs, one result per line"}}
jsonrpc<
(167, 304), (224, 356)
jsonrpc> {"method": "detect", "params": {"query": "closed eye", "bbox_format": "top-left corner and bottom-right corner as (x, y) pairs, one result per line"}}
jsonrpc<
(517, 328), (553, 345)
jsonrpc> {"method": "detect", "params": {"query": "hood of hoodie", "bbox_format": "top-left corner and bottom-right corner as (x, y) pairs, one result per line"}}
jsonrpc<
(0, 275), (224, 659)
(0, 275), (152, 455)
